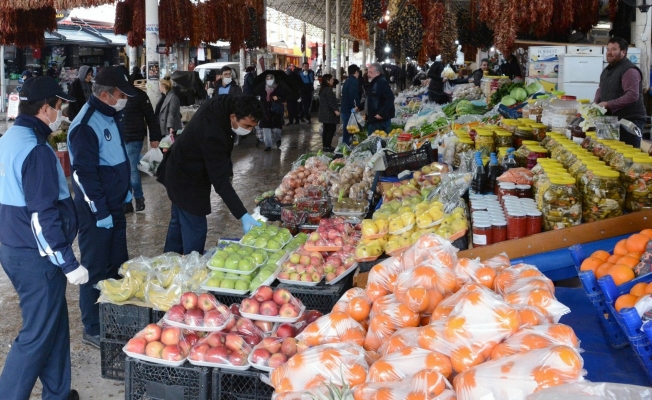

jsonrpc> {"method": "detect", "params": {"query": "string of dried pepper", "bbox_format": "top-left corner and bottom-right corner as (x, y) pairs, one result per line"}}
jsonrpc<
(350, 0), (369, 41)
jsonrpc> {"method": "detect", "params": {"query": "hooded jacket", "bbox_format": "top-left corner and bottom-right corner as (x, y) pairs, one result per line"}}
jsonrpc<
(67, 65), (93, 120)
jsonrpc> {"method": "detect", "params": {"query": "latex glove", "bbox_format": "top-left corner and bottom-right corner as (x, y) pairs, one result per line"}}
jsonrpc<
(125, 191), (133, 203)
(66, 265), (89, 285)
(351, 108), (356, 113)
(97, 215), (113, 229)
(241, 213), (261, 234)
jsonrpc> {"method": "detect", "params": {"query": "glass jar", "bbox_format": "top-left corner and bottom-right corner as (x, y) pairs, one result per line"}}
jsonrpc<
(516, 184), (532, 199)
(549, 96), (579, 135)
(526, 146), (549, 170)
(530, 96), (547, 124)
(514, 126), (535, 149)
(498, 182), (517, 203)
(475, 131), (495, 157)
(580, 132), (597, 151)
(506, 211), (527, 239)
(454, 139), (474, 168)
(492, 220), (507, 243)
(504, 120), (519, 134)
(496, 131), (513, 148)
(531, 123), (547, 142)
(542, 175), (582, 230)
(612, 151), (638, 180)
(526, 210), (543, 235)
(514, 144), (532, 168)
(472, 221), (493, 247)
(583, 168), (625, 222)
(623, 156), (652, 211)
(522, 100), (536, 119)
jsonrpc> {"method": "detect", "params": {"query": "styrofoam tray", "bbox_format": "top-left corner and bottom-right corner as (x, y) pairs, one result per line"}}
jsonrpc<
(200, 276), (250, 295)
(259, 265), (282, 287)
(325, 263), (358, 286)
(247, 352), (275, 373)
(187, 359), (251, 370)
(163, 315), (234, 332)
(239, 237), (290, 252)
(277, 277), (323, 286)
(239, 305), (305, 323)
(123, 347), (187, 367)
(206, 264), (260, 275)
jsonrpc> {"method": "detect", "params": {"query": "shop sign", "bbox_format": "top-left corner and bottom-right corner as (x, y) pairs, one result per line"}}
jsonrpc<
(55, 10), (70, 21)
(7, 93), (19, 120)
(146, 24), (159, 33)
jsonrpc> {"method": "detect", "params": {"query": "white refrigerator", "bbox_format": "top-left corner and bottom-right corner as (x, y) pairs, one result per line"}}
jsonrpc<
(558, 54), (604, 101)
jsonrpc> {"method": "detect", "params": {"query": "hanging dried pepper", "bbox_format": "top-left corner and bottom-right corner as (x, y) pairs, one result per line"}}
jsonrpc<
(573, 0), (599, 33)
(425, 1), (446, 56)
(0, 6), (55, 48)
(128, 0), (145, 47)
(245, 7), (262, 50)
(609, 0), (618, 21)
(493, 0), (518, 55)
(532, 0), (554, 37)
(438, 7), (457, 64)
(550, 0), (574, 36)
(350, 0), (369, 41)
(114, 0), (132, 35)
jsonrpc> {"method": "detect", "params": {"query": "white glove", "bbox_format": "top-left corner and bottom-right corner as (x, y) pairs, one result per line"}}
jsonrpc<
(66, 265), (89, 285)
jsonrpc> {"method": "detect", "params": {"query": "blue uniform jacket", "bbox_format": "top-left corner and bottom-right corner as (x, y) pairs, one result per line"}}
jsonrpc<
(340, 76), (361, 113)
(0, 114), (79, 273)
(67, 95), (130, 221)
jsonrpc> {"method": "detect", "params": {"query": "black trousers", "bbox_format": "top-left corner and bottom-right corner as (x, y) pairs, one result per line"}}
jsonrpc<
(322, 123), (337, 148)
(300, 88), (313, 120)
(286, 99), (299, 123)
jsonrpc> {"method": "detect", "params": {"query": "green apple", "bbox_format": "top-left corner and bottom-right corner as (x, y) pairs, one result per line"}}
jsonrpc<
(251, 250), (267, 264)
(258, 269), (274, 281)
(266, 224), (279, 233)
(224, 244), (240, 253)
(277, 229), (292, 243)
(241, 235), (257, 246)
(207, 276), (221, 287)
(225, 256), (241, 270)
(257, 232), (271, 240)
(215, 251), (230, 260)
(211, 271), (225, 279)
(220, 279), (236, 289)
(266, 239), (282, 250)
(254, 237), (268, 248)
(234, 280), (249, 291)
(238, 258), (256, 271)
(209, 256), (225, 268)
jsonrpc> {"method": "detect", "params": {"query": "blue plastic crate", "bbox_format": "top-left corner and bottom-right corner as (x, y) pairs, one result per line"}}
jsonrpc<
(598, 274), (652, 383)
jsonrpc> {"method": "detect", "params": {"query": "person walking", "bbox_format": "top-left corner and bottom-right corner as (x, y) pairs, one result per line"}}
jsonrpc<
(365, 62), (395, 134)
(242, 66), (257, 95)
(285, 65), (300, 126)
(67, 65), (93, 120)
(214, 66), (243, 97)
(340, 64), (362, 145)
(158, 78), (182, 138)
(427, 56), (449, 104)
(122, 82), (162, 213)
(318, 74), (340, 152)
(0, 76), (86, 400)
(298, 62), (315, 123)
(595, 37), (647, 148)
(257, 73), (286, 151)
(157, 95), (264, 254)
(67, 66), (135, 348)
(130, 66), (144, 83)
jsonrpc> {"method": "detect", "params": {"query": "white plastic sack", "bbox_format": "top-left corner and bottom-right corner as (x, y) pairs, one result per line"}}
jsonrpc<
(137, 147), (163, 177)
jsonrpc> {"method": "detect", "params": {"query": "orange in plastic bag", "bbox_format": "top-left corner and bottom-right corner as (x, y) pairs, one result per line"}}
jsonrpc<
(367, 346), (453, 382)
(353, 369), (452, 400)
(503, 287), (570, 322)
(394, 262), (457, 312)
(494, 263), (546, 294)
(364, 294), (420, 351)
(454, 346), (584, 400)
(490, 323), (580, 360)
(400, 234), (459, 270)
(332, 288), (373, 323)
(296, 312), (366, 348)
(516, 305), (553, 328)
(455, 258), (498, 289)
(377, 327), (421, 356)
(365, 257), (405, 302)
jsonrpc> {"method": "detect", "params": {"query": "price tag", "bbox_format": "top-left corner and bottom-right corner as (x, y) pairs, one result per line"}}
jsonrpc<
(6, 93), (19, 119)
(473, 233), (487, 245)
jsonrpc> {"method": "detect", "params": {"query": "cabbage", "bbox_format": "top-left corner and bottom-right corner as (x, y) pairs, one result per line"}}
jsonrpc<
(510, 88), (528, 102)
(526, 82), (543, 95)
(501, 96), (517, 106)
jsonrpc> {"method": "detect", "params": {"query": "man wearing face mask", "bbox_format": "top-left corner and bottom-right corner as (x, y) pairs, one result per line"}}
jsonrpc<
(215, 66), (242, 97)
(157, 95), (265, 254)
(0, 76), (86, 400)
(298, 62), (315, 123)
(67, 66), (135, 349)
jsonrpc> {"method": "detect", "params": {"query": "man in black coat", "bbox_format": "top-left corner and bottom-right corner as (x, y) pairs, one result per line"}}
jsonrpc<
(297, 62), (316, 123)
(427, 56), (449, 104)
(365, 62), (395, 134)
(157, 95), (265, 254)
(121, 85), (162, 213)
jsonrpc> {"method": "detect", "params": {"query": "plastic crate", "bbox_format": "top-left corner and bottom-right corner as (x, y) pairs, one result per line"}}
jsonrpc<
(276, 272), (354, 314)
(599, 274), (652, 383)
(125, 357), (211, 400)
(211, 368), (274, 400)
(259, 197), (291, 221)
(100, 339), (127, 381)
(383, 142), (434, 177)
(100, 303), (153, 342)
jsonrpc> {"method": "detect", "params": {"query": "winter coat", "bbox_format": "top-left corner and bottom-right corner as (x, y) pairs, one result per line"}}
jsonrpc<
(213, 79), (243, 97)
(243, 71), (256, 95)
(67, 65), (93, 120)
(121, 87), (162, 143)
(318, 87), (340, 124)
(159, 90), (183, 137)
(257, 84), (286, 129)
(365, 75), (395, 124)
(340, 76), (361, 114)
(427, 61), (445, 94)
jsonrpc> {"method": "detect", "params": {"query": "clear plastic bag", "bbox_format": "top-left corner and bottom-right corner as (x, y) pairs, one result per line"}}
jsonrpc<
(364, 294), (420, 351)
(354, 369), (453, 399)
(365, 257), (407, 302)
(163, 291), (233, 329)
(124, 321), (191, 364)
(526, 381), (652, 400)
(376, 327), (422, 356)
(296, 312), (366, 348)
(367, 346), (453, 382)
(188, 330), (252, 367)
(137, 147), (164, 177)
(490, 323), (580, 360)
(394, 261), (457, 313)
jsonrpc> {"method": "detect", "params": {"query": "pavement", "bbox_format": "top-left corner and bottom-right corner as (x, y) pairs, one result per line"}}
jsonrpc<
(0, 116), (332, 399)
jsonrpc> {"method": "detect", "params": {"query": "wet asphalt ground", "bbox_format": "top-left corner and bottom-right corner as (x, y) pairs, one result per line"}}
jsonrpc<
(0, 115), (333, 399)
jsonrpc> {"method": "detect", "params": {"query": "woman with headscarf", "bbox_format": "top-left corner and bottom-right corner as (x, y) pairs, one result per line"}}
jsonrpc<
(257, 73), (286, 151)
(67, 65), (93, 120)
(318, 74), (340, 152)
(158, 78), (183, 138)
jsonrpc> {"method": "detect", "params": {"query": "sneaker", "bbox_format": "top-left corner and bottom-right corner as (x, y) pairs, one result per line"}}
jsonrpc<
(82, 332), (100, 349)
(69, 389), (80, 400)
(276, 140), (281, 148)
(135, 197), (145, 212)
(123, 202), (134, 214)
(264, 147), (271, 151)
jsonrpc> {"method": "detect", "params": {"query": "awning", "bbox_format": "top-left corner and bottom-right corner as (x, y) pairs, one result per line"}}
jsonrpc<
(45, 28), (127, 46)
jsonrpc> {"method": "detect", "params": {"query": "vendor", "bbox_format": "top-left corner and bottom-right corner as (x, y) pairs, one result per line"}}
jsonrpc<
(469, 59), (489, 87)
(157, 95), (265, 254)
(427, 55), (449, 104)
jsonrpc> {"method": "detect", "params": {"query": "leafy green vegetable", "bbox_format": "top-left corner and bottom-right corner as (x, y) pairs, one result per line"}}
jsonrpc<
(501, 96), (517, 106)
(491, 82), (525, 106)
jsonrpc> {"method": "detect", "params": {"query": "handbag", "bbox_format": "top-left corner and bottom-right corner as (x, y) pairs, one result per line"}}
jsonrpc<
(271, 101), (285, 115)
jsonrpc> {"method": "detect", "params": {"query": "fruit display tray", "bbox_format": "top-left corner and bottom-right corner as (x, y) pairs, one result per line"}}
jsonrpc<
(123, 346), (187, 367)
(326, 263), (358, 286)
(163, 315), (234, 332)
(200, 276), (250, 295)
(277, 277), (322, 287)
(276, 273), (354, 314)
(188, 359), (251, 371)
(239, 304), (305, 323)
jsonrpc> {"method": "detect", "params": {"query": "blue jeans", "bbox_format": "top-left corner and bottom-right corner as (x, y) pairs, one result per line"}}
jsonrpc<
(263, 128), (282, 148)
(341, 113), (351, 145)
(164, 203), (207, 255)
(125, 141), (144, 199)
(0, 244), (71, 400)
(368, 119), (391, 135)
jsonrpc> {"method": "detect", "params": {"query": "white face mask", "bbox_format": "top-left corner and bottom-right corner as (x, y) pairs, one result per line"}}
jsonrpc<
(223, 77), (232, 85)
(109, 93), (128, 112)
(303, 71), (308, 76)
(266, 79), (275, 86)
(231, 119), (252, 136)
(46, 106), (63, 132)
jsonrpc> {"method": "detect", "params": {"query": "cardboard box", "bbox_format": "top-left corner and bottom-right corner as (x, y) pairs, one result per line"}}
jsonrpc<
(528, 62), (560, 78)
(528, 46), (566, 63)
(641, 139), (652, 154)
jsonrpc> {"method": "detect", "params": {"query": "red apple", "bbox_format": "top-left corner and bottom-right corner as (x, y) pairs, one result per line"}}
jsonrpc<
(299, 255), (310, 266)
(215, 303), (231, 318)
(126, 337), (147, 354)
(142, 323), (162, 343)
(166, 304), (186, 323)
(161, 345), (183, 361)
(260, 337), (282, 353)
(251, 348), (271, 364)
(189, 343), (210, 361)
(241, 298), (260, 314)
(278, 272), (290, 280)
(275, 323), (296, 339)
(185, 333), (200, 347)
(326, 272), (337, 282)
(236, 317), (258, 335)
(254, 286), (274, 302)
(178, 339), (191, 357)
(205, 346), (229, 363)
(204, 310), (226, 327)
(310, 256), (321, 266)
(333, 237), (344, 246)
(279, 303), (300, 318)
(206, 332), (224, 348)
(229, 303), (241, 317)
(225, 333), (245, 352)
(228, 349), (248, 366)
(224, 316), (236, 331)
(184, 308), (204, 326)
(303, 310), (323, 324)
(260, 301), (279, 316)
(254, 320), (274, 333)
(198, 293), (217, 312)
(268, 353), (287, 368)
(180, 292), (198, 310)
(281, 337), (297, 357)
(145, 341), (165, 358)
(161, 326), (181, 346)
(273, 289), (292, 306)
(244, 334), (261, 346)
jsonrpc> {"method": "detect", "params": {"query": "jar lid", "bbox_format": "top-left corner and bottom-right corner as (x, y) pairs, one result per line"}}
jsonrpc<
(499, 182), (517, 188)
(529, 146), (549, 153)
(473, 221), (492, 228)
(516, 184), (532, 189)
(484, 194), (499, 200)
(593, 169), (619, 178)
(578, 99), (590, 104)
(518, 127), (534, 132)
(508, 211), (526, 217)
(526, 210), (543, 217)
(477, 131), (494, 137)
(632, 156), (652, 164)
(492, 220), (508, 226)
(531, 123), (547, 128)
(549, 176), (576, 185)
(497, 131), (512, 137)
(527, 99), (537, 104)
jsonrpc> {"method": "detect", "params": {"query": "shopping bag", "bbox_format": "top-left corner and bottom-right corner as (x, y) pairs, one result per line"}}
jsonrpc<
(444, 81), (454, 95)
(137, 147), (163, 177)
(354, 111), (367, 127)
(346, 113), (363, 135)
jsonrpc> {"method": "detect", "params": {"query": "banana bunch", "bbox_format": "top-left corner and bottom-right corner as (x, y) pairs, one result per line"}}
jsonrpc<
(153, 265), (180, 288)
(186, 267), (208, 290)
(97, 274), (138, 303)
(130, 269), (149, 300)
(146, 281), (182, 312)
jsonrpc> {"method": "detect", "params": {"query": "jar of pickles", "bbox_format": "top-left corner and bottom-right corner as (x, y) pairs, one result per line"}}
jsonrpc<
(454, 138), (475, 168)
(514, 126), (534, 148)
(526, 146), (549, 169)
(475, 131), (495, 156)
(623, 156), (652, 211)
(531, 123), (547, 142)
(522, 99), (536, 119)
(580, 132), (597, 151)
(496, 131), (513, 148)
(611, 150), (638, 179)
(549, 96), (578, 135)
(583, 168), (625, 222)
(542, 175), (582, 230)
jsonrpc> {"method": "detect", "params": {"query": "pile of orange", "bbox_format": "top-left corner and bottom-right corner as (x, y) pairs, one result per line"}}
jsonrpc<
(614, 281), (652, 312)
(580, 229), (652, 286)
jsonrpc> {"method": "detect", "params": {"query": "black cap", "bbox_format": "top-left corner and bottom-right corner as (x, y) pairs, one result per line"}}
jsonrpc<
(20, 76), (76, 102)
(94, 66), (137, 97)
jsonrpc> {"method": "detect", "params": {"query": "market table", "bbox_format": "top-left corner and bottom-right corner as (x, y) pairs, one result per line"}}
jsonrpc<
(557, 287), (649, 386)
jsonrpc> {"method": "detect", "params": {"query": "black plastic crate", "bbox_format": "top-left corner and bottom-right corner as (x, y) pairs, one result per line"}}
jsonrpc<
(100, 303), (152, 342)
(212, 368), (274, 400)
(258, 196), (291, 221)
(125, 357), (210, 400)
(276, 272), (354, 314)
(209, 292), (249, 307)
(383, 142), (434, 177)
(151, 309), (167, 323)
(100, 339), (127, 381)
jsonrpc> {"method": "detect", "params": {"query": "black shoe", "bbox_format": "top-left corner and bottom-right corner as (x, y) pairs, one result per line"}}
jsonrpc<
(69, 389), (80, 400)
(82, 333), (100, 349)
(135, 197), (145, 212)
(287, 122), (294, 126)
(264, 146), (271, 151)
(276, 140), (281, 148)
(123, 202), (134, 214)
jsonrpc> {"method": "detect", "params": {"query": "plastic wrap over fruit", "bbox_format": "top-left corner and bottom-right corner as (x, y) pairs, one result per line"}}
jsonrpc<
(454, 346), (585, 400)
(241, 286), (305, 319)
(376, 327), (422, 357)
(419, 283), (521, 374)
(305, 218), (354, 251)
(490, 323), (581, 361)
(188, 330), (253, 367)
(118, 255), (152, 277)
(163, 292), (233, 329)
(364, 294), (420, 351)
(367, 346), (453, 381)
(353, 369), (453, 400)
(455, 257), (499, 289)
(493, 263), (548, 294)
(97, 271), (142, 303)
(270, 343), (369, 394)
(144, 277), (184, 312)
(251, 337), (299, 370)
(296, 312), (367, 347)
(394, 261), (457, 313)
(399, 234), (459, 270)
(526, 381), (652, 400)
(124, 322), (191, 364)
(179, 251), (210, 291)
(364, 257), (406, 302)
(332, 288), (372, 323)
(279, 245), (325, 283)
